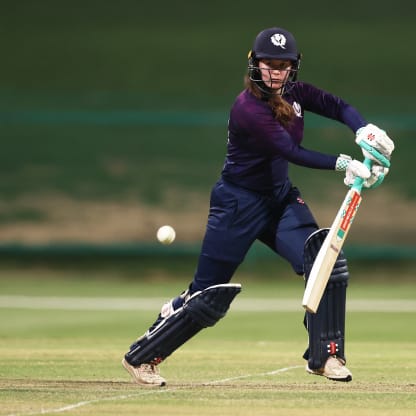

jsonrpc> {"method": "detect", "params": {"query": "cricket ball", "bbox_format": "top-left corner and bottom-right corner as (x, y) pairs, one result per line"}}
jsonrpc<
(156, 225), (176, 245)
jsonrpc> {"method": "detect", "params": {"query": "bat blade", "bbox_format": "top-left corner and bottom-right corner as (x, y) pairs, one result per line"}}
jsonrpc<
(302, 188), (362, 313)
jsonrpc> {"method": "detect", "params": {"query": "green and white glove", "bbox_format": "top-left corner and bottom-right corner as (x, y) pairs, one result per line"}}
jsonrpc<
(355, 123), (395, 167)
(336, 154), (388, 189)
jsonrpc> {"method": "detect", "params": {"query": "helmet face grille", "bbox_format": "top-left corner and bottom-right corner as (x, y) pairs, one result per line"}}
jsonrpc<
(247, 63), (298, 96)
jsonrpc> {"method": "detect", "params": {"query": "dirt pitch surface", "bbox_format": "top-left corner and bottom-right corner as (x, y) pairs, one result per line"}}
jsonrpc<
(2, 374), (416, 416)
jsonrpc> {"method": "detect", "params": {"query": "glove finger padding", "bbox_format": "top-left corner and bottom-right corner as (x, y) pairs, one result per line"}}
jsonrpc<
(363, 165), (389, 189)
(343, 159), (371, 188)
(344, 164), (388, 189)
(348, 159), (371, 178)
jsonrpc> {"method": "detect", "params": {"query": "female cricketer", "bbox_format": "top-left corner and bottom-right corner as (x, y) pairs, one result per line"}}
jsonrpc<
(122, 27), (394, 385)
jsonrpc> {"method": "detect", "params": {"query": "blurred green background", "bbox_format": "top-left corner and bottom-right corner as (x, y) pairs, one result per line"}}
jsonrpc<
(0, 0), (415, 254)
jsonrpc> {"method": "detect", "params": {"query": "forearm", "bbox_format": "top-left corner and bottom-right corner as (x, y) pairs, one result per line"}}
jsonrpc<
(340, 104), (367, 133)
(284, 146), (338, 169)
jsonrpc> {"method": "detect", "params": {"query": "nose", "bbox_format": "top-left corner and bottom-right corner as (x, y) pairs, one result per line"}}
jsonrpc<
(270, 68), (283, 79)
(270, 67), (283, 76)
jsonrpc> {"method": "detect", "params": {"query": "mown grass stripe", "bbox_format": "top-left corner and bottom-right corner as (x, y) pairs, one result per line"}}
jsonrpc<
(0, 296), (415, 312)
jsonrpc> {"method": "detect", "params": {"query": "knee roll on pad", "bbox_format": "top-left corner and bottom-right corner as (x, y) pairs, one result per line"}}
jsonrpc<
(125, 283), (241, 366)
(303, 229), (349, 370)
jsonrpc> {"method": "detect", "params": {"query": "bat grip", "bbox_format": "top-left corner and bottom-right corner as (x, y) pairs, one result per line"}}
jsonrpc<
(352, 157), (373, 192)
(357, 140), (391, 168)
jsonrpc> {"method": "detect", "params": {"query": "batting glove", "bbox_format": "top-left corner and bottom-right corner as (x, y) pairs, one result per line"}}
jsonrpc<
(336, 154), (373, 188)
(355, 123), (395, 167)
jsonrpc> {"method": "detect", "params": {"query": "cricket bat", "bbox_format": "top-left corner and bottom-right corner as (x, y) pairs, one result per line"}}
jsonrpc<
(302, 158), (373, 313)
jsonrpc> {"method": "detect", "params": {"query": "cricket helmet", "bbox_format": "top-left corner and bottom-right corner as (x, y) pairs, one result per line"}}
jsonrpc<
(248, 27), (301, 95)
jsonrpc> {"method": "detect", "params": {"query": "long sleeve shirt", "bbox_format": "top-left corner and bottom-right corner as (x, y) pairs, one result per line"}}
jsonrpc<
(221, 82), (366, 199)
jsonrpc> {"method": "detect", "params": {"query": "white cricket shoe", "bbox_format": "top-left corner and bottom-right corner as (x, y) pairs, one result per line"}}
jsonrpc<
(122, 358), (166, 386)
(306, 356), (352, 382)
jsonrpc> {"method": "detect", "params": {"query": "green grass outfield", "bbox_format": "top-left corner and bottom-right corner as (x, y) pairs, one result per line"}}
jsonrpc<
(0, 262), (415, 416)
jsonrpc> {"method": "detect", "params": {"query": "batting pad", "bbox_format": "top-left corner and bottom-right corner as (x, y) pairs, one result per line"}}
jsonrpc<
(125, 283), (242, 366)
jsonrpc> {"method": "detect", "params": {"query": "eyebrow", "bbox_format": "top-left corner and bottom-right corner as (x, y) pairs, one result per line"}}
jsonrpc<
(261, 60), (292, 68)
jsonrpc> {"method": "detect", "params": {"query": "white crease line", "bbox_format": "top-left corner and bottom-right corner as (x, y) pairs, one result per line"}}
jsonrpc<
(203, 365), (303, 385)
(0, 296), (415, 312)
(5, 365), (302, 416)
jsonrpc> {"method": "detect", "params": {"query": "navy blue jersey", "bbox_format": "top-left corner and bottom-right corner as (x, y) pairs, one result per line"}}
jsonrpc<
(222, 82), (367, 197)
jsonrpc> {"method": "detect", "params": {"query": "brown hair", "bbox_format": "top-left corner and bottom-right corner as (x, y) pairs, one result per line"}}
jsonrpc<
(244, 75), (295, 127)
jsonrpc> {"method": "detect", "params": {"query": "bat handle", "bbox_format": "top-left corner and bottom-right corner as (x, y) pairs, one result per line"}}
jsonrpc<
(352, 157), (373, 192)
(357, 140), (391, 168)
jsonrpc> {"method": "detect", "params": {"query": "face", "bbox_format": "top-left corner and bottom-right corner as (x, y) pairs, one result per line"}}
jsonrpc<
(258, 59), (292, 91)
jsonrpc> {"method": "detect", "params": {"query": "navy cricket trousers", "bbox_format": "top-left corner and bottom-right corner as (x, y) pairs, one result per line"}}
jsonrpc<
(191, 179), (318, 293)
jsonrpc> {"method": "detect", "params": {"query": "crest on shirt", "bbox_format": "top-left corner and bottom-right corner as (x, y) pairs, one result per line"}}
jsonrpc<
(297, 197), (305, 205)
(270, 33), (287, 49)
(293, 101), (302, 118)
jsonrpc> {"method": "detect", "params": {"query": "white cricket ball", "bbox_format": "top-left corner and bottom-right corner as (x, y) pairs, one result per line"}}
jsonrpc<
(156, 225), (176, 245)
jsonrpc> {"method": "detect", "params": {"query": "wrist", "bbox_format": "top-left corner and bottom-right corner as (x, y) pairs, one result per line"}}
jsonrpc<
(335, 154), (352, 171)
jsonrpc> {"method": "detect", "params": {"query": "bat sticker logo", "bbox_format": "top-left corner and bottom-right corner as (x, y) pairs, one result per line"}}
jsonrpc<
(337, 191), (361, 240)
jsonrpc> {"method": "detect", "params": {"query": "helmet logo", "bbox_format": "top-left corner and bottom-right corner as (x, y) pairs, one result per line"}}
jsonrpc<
(270, 33), (287, 49)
